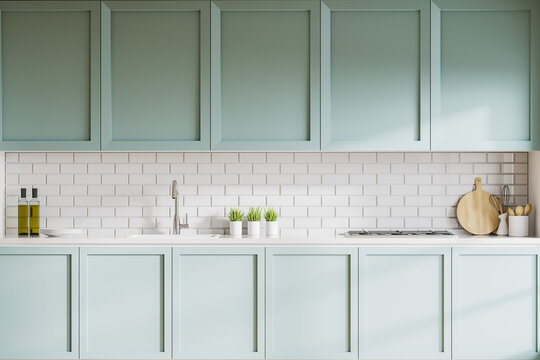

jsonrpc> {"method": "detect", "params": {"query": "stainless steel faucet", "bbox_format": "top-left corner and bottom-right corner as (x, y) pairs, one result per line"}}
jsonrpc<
(172, 180), (189, 235)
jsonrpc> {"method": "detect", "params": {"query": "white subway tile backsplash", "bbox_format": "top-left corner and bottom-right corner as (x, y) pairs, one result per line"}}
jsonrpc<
(19, 153), (46, 163)
(4, 152), (528, 236)
(404, 153), (431, 163)
(377, 153), (404, 163)
(102, 153), (129, 163)
(350, 153), (376, 163)
(267, 153), (294, 164)
(130, 153), (156, 163)
(295, 153), (322, 163)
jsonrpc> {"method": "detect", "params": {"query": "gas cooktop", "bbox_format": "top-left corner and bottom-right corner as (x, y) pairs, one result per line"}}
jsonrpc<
(345, 230), (455, 237)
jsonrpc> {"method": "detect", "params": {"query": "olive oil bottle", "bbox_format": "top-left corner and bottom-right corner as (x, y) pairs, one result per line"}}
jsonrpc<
(18, 188), (28, 237)
(29, 188), (40, 237)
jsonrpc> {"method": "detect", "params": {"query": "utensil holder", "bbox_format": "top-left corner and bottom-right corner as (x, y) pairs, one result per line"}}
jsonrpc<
(509, 216), (529, 237)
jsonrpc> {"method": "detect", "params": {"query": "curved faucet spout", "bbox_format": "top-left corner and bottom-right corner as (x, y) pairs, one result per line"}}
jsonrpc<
(172, 180), (188, 234)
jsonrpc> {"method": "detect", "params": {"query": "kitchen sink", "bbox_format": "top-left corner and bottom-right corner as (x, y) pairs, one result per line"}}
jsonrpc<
(128, 234), (221, 239)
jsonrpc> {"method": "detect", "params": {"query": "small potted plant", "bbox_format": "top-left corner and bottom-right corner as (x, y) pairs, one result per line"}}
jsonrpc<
(228, 208), (243, 236)
(264, 207), (279, 237)
(247, 207), (262, 237)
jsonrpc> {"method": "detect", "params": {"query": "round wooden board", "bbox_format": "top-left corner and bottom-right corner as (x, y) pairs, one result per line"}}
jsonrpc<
(457, 177), (500, 235)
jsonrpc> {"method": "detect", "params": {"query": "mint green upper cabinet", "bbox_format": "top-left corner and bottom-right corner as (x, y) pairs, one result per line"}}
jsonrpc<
(0, 1), (100, 150)
(321, 0), (430, 151)
(80, 247), (171, 359)
(359, 248), (451, 360)
(266, 247), (358, 359)
(0, 247), (79, 360)
(453, 247), (540, 360)
(173, 247), (264, 359)
(101, 1), (210, 150)
(211, 0), (320, 151)
(432, 0), (540, 151)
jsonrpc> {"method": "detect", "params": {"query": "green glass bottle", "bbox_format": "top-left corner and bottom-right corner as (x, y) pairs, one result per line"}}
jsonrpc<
(29, 188), (40, 237)
(18, 188), (28, 237)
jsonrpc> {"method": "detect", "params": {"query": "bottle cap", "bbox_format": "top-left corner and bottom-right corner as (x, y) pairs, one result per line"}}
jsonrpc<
(32, 188), (38, 198)
(21, 188), (26, 198)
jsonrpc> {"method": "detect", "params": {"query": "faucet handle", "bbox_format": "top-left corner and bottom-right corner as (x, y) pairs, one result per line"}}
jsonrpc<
(180, 214), (189, 229)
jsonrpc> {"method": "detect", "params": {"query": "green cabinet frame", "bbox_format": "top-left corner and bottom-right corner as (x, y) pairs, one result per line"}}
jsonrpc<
(173, 247), (265, 359)
(359, 247), (451, 359)
(321, 0), (431, 151)
(0, 247), (79, 360)
(210, 0), (320, 151)
(452, 247), (540, 360)
(431, 0), (540, 151)
(266, 247), (358, 359)
(101, 1), (210, 150)
(0, 1), (100, 150)
(79, 247), (172, 359)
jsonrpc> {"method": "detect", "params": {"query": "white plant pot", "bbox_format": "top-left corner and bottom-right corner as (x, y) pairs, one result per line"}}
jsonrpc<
(247, 221), (260, 237)
(229, 221), (242, 237)
(509, 215), (529, 237)
(266, 221), (278, 237)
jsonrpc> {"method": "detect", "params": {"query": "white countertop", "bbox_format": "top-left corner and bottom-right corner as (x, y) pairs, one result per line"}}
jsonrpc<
(1, 232), (540, 246)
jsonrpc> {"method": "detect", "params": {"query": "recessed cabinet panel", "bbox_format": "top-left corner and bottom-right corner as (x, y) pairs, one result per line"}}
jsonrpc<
(322, 0), (430, 151)
(0, 1), (100, 150)
(267, 248), (358, 359)
(452, 247), (540, 360)
(173, 247), (264, 359)
(80, 247), (171, 359)
(211, 0), (320, 150)
(359, 248), (450, 359)
(0, 247), (79, 360)
(432, 0), (540, 150)
(101, 1), (210, 150)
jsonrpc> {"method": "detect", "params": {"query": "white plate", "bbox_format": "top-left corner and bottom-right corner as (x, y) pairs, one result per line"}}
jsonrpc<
(40, 228), (84, 237)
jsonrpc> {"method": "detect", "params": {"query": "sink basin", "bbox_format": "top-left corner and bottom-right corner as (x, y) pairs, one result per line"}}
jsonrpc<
(128, 234), (221, 239)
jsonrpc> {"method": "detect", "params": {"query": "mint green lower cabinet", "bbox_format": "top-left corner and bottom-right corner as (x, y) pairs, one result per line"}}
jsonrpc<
(359, 247), (451, 359)
(173, 247), (264, 359)
(452, 247), (540, 360)
(80, 247), (171, 359)
(266, 247), (358, 359)
(0, 247), (79, 360)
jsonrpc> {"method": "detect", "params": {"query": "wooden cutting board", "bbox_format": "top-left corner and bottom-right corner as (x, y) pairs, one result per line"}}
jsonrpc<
(457, 177), (499, 235)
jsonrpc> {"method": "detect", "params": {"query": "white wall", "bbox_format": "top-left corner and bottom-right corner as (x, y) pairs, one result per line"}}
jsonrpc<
(4, 152), (528, 237)
(528, 151), (538, 235)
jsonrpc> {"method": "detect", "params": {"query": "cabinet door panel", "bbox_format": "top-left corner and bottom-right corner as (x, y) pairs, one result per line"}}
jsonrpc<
(359, 248), (450, 359)
(322, 0), (430, 151)
(0, 247), (78, 359)
(0, 1), (100, 150)
(173, 247), (264, 359)
(453, 247), (540, 360)
(266, 247), (358, 359)
(80, 247), (171, 359)
(211, 0), (320, 150)
(101, 1), (210, 150)
(432, 0), (540, 150)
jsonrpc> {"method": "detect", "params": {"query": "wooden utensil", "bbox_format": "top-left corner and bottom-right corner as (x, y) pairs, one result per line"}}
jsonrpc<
(524, 203), (532, 216)
(515, 205), (524, 216)
(507, 207), (515, 216)
(457, 177), (500, 235)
